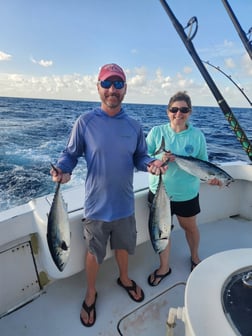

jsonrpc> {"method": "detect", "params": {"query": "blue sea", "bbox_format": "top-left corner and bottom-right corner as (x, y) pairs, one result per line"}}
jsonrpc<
(0, 96), (252, 213)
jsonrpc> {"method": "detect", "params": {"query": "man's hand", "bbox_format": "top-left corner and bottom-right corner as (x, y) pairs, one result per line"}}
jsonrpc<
(50, 164), (71, 184)
(147, 160), (168, 175)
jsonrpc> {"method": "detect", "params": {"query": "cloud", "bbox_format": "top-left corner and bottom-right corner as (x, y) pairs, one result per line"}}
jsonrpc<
(0, 57), (251, 107)
(183, 66), (193, 74)
(128, 66), (147, 86)
(131, 49), (138, 54)
(241, 53), (252, 76)
(224, 58), (235, 69)
(199, 39), (243, 59)
(0, 51), (12, 61)
(31, 56), (53, 67)
(0, 72), (98, 101)
(38, 59), (53, 67)
(223, 39), (234, 48)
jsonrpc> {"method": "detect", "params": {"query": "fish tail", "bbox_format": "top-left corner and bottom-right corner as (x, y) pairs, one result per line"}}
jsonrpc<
(50, 162), (59, 175)
(154, 136), (166, 155)
(154, 137), (170, 166)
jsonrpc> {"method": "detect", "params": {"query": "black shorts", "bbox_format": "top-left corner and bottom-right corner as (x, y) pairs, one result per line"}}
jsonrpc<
(148, 190), (200, 218)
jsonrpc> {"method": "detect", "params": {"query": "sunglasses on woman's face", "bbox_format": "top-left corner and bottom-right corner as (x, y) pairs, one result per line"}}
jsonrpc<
(99, 80), (125, 90)
(169, 107), (190, 114)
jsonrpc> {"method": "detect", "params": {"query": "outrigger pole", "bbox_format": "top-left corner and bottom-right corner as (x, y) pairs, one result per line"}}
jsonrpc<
(221, 0), (252, 60)
(202, 60), (252, 107)
(159, 0), (252, 162)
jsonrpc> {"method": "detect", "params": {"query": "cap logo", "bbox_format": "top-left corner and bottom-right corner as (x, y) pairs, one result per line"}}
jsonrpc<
(98, 63), (126, 81)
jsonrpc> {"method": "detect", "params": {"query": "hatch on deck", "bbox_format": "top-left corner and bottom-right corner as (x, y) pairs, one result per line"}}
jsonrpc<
(0, 240), (41, 318)
(222, 266), (252, 336)
(117, 283), (186, 336)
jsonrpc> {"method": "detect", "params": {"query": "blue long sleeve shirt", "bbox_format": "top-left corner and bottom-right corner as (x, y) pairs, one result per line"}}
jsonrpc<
(57, 107), (153, 221)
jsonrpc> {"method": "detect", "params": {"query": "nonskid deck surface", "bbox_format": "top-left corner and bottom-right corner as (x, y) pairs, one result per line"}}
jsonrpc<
(1, 217), (252, 336)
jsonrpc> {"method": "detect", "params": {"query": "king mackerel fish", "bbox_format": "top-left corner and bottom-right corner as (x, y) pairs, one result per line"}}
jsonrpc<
(47, 165), (71, 271)
(148, 174), (172, 254)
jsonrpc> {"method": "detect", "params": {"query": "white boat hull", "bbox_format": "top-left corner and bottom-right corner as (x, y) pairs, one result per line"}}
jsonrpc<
(0, 161), (252, 335)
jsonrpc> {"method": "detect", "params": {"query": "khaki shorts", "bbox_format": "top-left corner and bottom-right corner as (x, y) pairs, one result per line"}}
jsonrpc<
(83, 215), (137, 264)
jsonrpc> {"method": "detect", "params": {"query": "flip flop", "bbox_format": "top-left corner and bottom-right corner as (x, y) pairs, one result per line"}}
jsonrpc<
(117, 278), (145, 302)
(147, 268), (172, 286)
(80, 292), (97, 327)
(191, 259), (200, 271)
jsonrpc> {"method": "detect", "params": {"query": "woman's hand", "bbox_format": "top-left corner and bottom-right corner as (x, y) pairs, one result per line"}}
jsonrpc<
(208, 178), (223, 187)
(162, 150), (175, 165)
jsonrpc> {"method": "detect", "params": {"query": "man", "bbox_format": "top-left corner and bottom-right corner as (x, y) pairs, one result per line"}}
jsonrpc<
(51, 63), (166, 327)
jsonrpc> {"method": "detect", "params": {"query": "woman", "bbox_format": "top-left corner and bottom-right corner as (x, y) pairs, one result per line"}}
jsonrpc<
(146, 91), (221, 286)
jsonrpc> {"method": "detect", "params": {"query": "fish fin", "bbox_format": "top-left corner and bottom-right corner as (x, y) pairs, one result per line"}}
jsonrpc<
(61, 241), (69, 251)
(158, 237), (169, 241)
(159, 229), (170, 239)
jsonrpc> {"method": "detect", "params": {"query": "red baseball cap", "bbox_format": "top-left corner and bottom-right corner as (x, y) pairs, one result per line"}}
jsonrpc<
(98, 63), (126, 81)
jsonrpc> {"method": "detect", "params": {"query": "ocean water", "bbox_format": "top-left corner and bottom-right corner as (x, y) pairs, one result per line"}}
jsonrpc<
(0, 96), (251, 212)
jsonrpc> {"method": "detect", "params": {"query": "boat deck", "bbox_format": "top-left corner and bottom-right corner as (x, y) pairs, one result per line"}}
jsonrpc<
(1, 216), (252, 336)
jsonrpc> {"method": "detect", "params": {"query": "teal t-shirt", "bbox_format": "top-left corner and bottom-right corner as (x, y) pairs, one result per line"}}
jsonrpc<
(146, 123), (208, 201)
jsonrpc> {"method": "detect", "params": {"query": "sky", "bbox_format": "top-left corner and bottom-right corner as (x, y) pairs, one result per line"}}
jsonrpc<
(0, 0), (251, 107)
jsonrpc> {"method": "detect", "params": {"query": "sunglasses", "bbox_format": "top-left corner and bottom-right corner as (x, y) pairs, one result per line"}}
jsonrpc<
(169, 107), (190, 114)
(99, 80), (125, 90)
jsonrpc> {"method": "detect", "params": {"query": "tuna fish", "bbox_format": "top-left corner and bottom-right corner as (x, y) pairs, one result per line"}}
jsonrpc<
(47, 169), (71, 271)
(157, 136), (234, 186)
(148, 174), (171, 254)
(174, 154), (234, 186)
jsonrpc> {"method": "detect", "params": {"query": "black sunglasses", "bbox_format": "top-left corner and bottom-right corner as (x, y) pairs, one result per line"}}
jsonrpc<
(99, 80), (125, 90)
(169, 107), (190, 114)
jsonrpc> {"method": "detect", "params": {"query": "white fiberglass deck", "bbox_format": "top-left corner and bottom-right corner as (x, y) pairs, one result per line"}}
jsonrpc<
(1, 216), (252, 336)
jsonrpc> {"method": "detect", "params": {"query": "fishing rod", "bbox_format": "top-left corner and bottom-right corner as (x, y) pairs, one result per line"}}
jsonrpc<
(159, 0), (252, 162)
(202, 60), (252, 106)
(221, 0), (252, 60)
